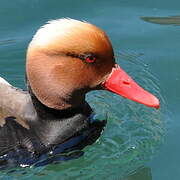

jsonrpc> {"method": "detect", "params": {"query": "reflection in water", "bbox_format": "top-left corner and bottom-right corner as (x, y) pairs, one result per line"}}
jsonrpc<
(123, 167), (152, 180)
(0, 166), (153, 180)
(0, 39), (16, 46)
(141, 16), (180, 25)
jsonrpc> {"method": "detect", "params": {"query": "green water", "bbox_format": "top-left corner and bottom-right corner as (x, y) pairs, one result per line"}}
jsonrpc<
(0, 0), (179, 179)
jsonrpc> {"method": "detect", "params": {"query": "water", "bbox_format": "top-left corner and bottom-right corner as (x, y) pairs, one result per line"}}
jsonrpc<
(0, 0), (179, 179)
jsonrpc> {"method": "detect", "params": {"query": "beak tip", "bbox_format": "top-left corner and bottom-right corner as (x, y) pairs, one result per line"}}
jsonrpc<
(152, 103), (160, 109)
(155, 105), (160, 109)
(154, 98), (160, 109)
(149, 95), (160, 109)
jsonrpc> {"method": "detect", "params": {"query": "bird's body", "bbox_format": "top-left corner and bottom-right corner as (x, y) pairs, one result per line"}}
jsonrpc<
(0, 79), (105, 168)
(0, 18), (159, 168)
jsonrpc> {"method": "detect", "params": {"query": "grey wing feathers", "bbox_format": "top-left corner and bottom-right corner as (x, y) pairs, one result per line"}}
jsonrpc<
(0, 79), (36, 129)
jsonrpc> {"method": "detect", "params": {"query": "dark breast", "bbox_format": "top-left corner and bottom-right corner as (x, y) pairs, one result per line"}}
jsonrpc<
(0, 115), (106, 168)
(0, 83), (106, 168)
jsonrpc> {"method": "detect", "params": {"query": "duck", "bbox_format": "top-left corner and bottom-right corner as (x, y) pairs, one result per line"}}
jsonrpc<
(0, 18), (160, 167)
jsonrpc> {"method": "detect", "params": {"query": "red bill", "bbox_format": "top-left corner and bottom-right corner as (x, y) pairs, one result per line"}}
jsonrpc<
(103, 64), (160, 109)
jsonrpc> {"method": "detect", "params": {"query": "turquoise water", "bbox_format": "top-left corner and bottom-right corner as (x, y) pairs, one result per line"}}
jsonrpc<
(0, 0), (179, 179)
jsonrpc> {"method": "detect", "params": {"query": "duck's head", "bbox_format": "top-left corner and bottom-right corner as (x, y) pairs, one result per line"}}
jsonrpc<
(26, 18), (160, 110)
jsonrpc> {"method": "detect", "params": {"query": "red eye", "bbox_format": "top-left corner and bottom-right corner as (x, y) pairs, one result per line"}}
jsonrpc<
(85, 56), (96, 63)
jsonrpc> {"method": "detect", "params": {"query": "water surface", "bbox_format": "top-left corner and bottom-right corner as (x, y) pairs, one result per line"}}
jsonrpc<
(0, 0), (179, 179)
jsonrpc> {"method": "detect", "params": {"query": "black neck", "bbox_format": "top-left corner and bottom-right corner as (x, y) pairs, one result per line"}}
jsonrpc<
(26, 82), (92, 120)
(26, 82), (93, 147)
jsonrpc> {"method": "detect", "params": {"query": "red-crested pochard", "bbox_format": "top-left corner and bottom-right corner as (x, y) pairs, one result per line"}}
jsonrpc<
(0, 18), (159, 167)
